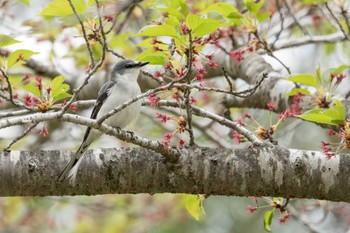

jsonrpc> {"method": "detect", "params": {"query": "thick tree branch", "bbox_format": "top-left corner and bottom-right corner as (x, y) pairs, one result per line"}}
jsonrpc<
(0, 146), (348, 202)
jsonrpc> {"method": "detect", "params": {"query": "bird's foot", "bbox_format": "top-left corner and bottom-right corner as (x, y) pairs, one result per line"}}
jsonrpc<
(112, 126), (122, 132)
(126, 130), (135, 138)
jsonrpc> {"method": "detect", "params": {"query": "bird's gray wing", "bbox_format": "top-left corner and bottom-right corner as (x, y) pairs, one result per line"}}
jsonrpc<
(82, 80), (116, 142)
(58, 80), (116, 182)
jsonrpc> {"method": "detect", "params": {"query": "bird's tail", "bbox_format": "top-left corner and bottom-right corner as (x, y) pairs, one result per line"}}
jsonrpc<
(58, 142), (90, 185)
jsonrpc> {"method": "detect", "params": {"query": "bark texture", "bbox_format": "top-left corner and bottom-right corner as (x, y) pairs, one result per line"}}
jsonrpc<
(0, 146), (348, 202)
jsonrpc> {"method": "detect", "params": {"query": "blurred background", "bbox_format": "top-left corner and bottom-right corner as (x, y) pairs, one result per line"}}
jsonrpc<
(1, 0), (350, 232)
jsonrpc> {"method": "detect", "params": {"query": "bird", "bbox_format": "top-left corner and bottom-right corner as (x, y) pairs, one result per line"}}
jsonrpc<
(58, 59), (149, 185)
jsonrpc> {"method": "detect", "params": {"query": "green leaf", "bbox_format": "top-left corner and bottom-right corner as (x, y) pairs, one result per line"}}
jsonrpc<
(50, 75), (65, 97)
(186, 14), (223, 37)
(40, 0), (88, 17)
(315, 65), (322, 87)
(136, 55), (167, 65)
(298, 101), (346, 125)
(23, 82), (41, 98)
(169, 0), (189, 17)
(263, 210), (274, 233)
(245, 0), (264, 15)
(333, 64), (350, 76)
(287, 74), (317, 87)
(185, 195), (205, 221)
(7, 49), (38, 67)
(194, 20), (223, 37)
(18, 0), (30, 5)
(136, 25), (178, 37)
(158, 7), (184, 21)
(0, 34), (20, 48)
(53, 92), (72, 102)
(164, 15), (181, 28)
(298, 109), (334, 125)
(284, 88), (311, 96)
(204, 2), (241, 17)
(186, 14), (201, 31)
(256, 12), (271, 22)
(136, 50), (168, 65)
(324, 100), (346, 124)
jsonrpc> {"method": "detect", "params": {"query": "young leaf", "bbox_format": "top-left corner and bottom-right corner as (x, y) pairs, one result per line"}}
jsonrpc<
(315, 65), (322, 87)
(0, 34), (20, 48)
(185, 195), (205, 221)
(263, 210), (274, 233)
(23, 82), (41, 98)
(53, 92), (72, 102)
(50, 75), (65, 97)
(333, 64), (350, 76)
(194, 20), (223, 37)
(158, 7), (184, 21)
(186, 14), (201, 31)
(136, 50), (168, 65)
(287, 74), (317, 87)
(18, 0), (30, 5)
(284, 88), (310, 96)
(245, 0), (264, 15)
(298, 101), (346, 125)
(169, 0), (189, 17)
(324, 100), (346, 124)
(256, 12), (271, 22)
(186, 14), (224, 37)
(136, 25), (178, 37)
(298, 109), (335, 125)
(204, 2), (240, 17)
(7, 49), (38, 67)
(40, 0), (87, 17)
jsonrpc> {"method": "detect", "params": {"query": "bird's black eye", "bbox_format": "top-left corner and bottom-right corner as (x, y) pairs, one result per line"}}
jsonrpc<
(125, 64), (134, 68)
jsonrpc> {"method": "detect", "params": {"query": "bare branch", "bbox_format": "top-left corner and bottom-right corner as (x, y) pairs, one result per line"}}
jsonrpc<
(184, 30), (195, 146)
(271, 32), (346, 50)
(0, 112), (179, 161)
(152, 100), (264, 146)
(1, 146), (349, 203)
(3, 123), (38, 151)
(67, 0), (95, 67)
(0, 67), (14, 105)
(325, 3), (350, 40)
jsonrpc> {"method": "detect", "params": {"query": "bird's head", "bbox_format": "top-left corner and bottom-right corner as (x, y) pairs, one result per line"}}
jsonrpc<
(111, 59), (149, 82)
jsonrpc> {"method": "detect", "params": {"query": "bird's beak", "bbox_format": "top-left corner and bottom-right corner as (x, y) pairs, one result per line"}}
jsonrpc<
(138, 61), (149, 67)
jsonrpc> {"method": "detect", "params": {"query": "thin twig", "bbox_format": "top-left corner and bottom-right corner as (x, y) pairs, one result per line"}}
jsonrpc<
(141, 69), (166, 85)
(340, 6), (350, 36)
(105, 0), (142, 34)
(147, 100), (264, 146)
(106, 47), (125, 58)
(0, 111), (180, 160)
(115, 5), (136, 34)
(266, 49), (291, 74)
(184, 29), (195, 146)
(271, 32), (346, 50)
(67, 0), (95, 67)
(0, 67), (14, 105)
(3, 123), (38, 151)
(158, 107), (232, 148)
(222, 66), (233, 93)
(283, 0), (311, 36)
(271, 0), (285, 46)
(325, 3), (350, 40)
(0, 109), (31, 118)
(60, 0), (107, 116)
(0, 91), (34, 111)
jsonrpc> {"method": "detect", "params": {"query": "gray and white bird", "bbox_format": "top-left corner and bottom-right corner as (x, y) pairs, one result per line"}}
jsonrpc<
(58, 59), (148, 184)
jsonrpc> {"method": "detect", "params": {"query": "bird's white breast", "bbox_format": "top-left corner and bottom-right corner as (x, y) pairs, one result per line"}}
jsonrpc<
(97, 79), (141, 129)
